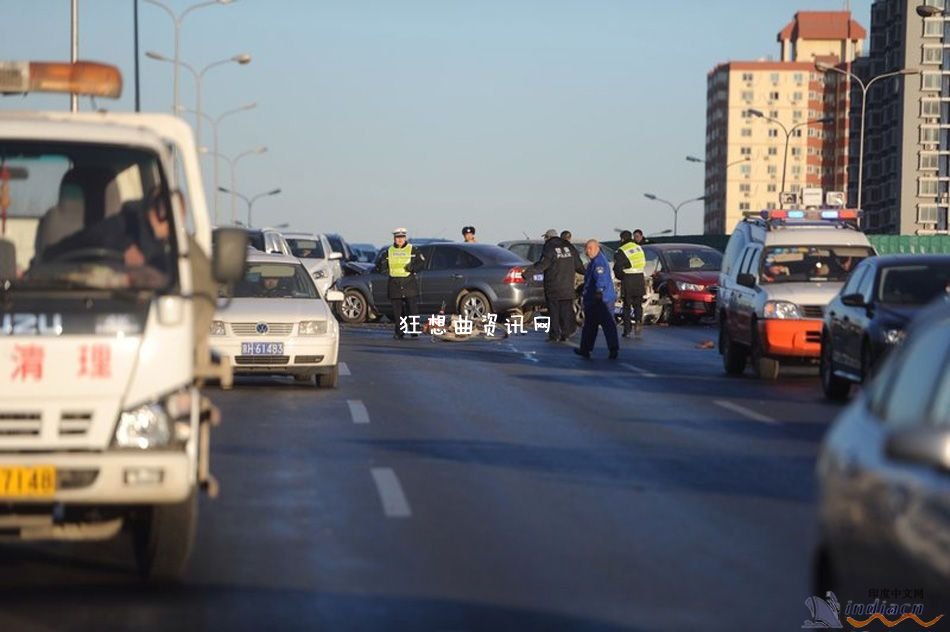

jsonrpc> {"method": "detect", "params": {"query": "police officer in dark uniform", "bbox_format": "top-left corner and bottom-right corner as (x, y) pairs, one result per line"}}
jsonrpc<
(614, 229), (647, 338)
(376, 227), (426, 339)
(524, 229), (585, 342)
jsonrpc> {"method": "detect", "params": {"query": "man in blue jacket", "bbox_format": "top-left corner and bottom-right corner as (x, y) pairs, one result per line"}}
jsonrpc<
(575, 240), (619, 359)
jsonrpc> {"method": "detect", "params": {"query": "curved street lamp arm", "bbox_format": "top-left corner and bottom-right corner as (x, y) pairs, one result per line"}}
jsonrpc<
(181, 0), (224, 22)
(143, 0), (176, 22)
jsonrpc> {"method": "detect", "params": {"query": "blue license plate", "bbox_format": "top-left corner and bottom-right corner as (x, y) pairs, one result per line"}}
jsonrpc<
(241, 342), (284, 355)
(533, 274), (544, 282)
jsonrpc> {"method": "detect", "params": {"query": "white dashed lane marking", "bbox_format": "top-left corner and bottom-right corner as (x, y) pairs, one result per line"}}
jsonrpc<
(339, 362), (351, 376)
(621, 363), (658, 378)
(371, 468), (412, 518)
(713, 399), (779, 425)
(347, 399), (370, 424)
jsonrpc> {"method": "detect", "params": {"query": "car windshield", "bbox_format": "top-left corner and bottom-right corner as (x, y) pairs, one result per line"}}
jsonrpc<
(286, 238), (326, 259)
(664, 247), (722, 272)
(1, 141), (176, 292)
(327, 236), (344, 254)
(229, 263), (318, 299)
(760, 245), (873, 283)
(877, 263), (950, 305)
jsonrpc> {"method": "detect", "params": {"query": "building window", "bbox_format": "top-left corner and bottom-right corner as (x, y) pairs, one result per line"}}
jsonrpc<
(742, 72), (753, 82)
(924, 18), (944, 37)
(768, 147), (778, 156)
(791, 184), (801, 193)
(923, 45), (944, 64)
(793, 109), (802, 119)
(922, 71), (943, 91)
(740, 146), (752, 155)
(769, 91), (780, 100)
(739, 202), (750, 210)
(918, 204), (940, 223)
(793, 129), (803, 137)
(741, 90), (754, 101)
(921, 125), (941, 143)
(790, 147), (802, 157)
(768, 129), (779, 138)
(793, 72), (803, 84)
(919, 178), (939, 196)
(767, 165), (777, 175)
(767, 184), (777, 192)
(740, 164), (751, 175)
(770, 72), (780, 84)
(921, 152), (940, 170)
(794, 166), (804, 176)
(740, 128), (752, 137)
(739, 183), (751, 192)
(769, 110), (779, 118)
(792, 91), (803, 102)
(922, 99), (941, 117)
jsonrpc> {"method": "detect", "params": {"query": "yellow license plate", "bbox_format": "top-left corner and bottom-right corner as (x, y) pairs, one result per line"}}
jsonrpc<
(0, 466), (56, 497)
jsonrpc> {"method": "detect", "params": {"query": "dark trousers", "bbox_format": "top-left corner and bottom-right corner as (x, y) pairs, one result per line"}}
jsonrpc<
(580, 300), (619, 353)
(392, 296), (419, 336)
(621, 274), (645, 333)
(546, 296), (575, 339)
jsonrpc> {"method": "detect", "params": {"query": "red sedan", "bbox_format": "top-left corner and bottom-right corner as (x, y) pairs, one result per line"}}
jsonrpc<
(644, 244), (723, 324)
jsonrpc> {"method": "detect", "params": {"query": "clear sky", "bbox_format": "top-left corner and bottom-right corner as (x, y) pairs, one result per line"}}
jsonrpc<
(3, 0), (870, 245)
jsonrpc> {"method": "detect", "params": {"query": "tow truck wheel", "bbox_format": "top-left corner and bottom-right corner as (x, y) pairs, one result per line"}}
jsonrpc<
(132, 490), (198, 583)
(820, 336), (851, 401)
(751, 325), (780, 380)
(720, 322), (747, 375)
(317, 365), (339, 389)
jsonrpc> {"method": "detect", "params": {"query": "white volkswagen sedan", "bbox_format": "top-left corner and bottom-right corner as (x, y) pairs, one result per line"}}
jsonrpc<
(211, 252), (342, 387)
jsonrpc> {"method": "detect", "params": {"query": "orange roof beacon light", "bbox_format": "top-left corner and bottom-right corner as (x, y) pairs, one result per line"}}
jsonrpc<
(0, 61), (122, 98)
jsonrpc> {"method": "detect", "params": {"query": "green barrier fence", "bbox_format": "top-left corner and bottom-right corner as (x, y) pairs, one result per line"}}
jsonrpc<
(604, 234), (950, 254)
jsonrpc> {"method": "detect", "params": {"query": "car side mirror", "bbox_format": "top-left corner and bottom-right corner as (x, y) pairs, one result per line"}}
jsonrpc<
(328, 252), (343, 261)
(212, 228), (248, 284)
(737, 272), (756, 288)
(325, 290), (344, 302)
(885, 427), (950, 471)
(0, 238), (15, 284)
(841, 293), (866, 308)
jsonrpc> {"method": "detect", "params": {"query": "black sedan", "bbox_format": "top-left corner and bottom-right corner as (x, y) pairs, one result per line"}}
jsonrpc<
(814, 299), (950, 610)
(333, 243), (545, 323)
(820, 254), (950, 400)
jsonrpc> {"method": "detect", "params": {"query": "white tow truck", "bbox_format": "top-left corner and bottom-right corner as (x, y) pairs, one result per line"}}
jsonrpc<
(0, 61), (246, 580)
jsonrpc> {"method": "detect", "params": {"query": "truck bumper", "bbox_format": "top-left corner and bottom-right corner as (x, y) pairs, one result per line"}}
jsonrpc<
(760, 319), (822, 358)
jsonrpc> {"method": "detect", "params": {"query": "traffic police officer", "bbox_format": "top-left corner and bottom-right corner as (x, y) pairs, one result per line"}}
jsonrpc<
(614, 229), (647, 338)
(575, 240), (619, 359)
(376, 227), (426, 339)
(462, 226), (477, 243)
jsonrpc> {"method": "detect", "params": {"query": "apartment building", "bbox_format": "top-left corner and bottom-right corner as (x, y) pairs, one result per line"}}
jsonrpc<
(703, 11), (865, 234)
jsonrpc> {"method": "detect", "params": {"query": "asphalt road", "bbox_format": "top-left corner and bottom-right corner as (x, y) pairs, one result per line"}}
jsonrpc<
(0, 322), (842, 631)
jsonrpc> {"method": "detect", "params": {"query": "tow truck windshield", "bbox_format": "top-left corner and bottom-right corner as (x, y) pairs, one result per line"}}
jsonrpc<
(1, 141), (176, 292)
(760, 245), (874, 284)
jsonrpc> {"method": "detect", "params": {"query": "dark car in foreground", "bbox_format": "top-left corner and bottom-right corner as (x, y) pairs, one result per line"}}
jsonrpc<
(333, 243), (544, 323)
(643, 243), (722, 324)
(820, 255), (950, 400)
(814, 299), (950, 612)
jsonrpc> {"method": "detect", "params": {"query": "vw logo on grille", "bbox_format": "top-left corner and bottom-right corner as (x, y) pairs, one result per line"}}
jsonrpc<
(255, 322), (269, 335)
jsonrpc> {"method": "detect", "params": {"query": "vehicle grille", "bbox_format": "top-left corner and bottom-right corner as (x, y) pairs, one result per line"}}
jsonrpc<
(802, 305), (824, 319)
(235, 356), (290, 366)
(59, 412), (93, 437)
(806, 330), (822, 344)
(0, 412), (41, 437)
(230, 322), (294, 336)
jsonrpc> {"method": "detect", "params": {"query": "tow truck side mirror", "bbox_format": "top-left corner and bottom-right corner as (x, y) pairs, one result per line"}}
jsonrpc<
(0, 239), (15, 284)
(212, 228), (248, 284)
(737, 273), (757, 288)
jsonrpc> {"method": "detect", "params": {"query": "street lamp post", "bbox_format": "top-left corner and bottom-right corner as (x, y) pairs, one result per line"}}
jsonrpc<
(143, 0), (234, 113)
(815, 62), (920, 210)
(180, 102), (256, 223)
(642, 194), (705, 236)
(145, 51), (251, 148)
(218, 186), (281, 228)
(202, 146), (267, 224)
(747, 109), (834, 207)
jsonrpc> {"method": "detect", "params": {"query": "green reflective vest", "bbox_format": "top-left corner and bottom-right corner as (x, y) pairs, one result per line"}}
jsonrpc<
(388, 244), (413, 278)
(619, 241), (646, 274)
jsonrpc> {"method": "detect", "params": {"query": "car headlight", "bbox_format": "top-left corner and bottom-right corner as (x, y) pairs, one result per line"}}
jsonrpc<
(299, 320), (329, 335)
(676, 281), (704, 292)
(210, 320), (226, 336)
(312, 270), (327, 280)
(883, 328), (906, 345)
(763, 300), (803, 319)
(114, 404), (171, 449)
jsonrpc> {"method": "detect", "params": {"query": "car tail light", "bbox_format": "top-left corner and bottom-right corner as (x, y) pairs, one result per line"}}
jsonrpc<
(504, 266), (526, 284)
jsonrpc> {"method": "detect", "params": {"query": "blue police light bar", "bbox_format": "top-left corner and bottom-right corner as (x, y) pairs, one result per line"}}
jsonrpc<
(788, 210), (806, 219)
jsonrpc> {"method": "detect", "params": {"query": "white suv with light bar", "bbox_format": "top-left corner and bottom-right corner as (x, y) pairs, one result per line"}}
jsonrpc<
(717, 208), (875, 379)
(0, 60), (246, 581)
(211, 251), (343, 387)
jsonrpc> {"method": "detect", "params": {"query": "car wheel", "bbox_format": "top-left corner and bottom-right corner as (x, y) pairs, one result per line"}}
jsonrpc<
(337, 289), (368, 324)
(317, 365), (339, 389)
(751, 323), (780, 380)
(820, 335), (851, 401)
(459, 291), (491, 321)
(131, 489), (197, 583)
(721, 321), (748, 376)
